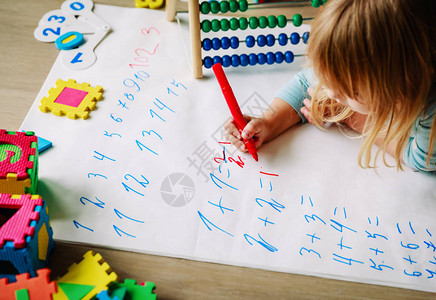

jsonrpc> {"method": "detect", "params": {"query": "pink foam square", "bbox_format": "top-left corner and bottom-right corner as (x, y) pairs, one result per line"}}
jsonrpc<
(55, 87), (88, 107)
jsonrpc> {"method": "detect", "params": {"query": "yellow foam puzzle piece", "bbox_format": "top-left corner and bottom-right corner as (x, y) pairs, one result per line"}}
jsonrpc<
(0, 173), (31, 194)
(53, 251), (117, 300)
(38, 221), (49, 260)
(39, 79), (103, 120)
(135, 0), (164, 9)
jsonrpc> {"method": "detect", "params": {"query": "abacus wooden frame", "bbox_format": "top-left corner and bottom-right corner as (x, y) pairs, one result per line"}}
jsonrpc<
(166, 0), (317, 78)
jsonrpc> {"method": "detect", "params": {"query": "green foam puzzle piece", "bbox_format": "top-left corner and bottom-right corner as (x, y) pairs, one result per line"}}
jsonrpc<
(15, 289), (30, 300)
(0, 144), (22, 163)
(58, 282), (95, 299)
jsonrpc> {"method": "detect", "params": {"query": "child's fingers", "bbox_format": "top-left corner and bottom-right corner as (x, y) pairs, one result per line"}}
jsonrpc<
(302, 98), (313, 123)
(307, 86), (314, 98)
(241, 119), (262, 140)
(224, 118), (241, 139)
(301, 104), (315, 125)
(224, 131), (247, 151)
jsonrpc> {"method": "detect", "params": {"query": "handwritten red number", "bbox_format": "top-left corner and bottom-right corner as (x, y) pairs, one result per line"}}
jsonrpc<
(129, 44), (160, 69)
(141, 27), (160, 35)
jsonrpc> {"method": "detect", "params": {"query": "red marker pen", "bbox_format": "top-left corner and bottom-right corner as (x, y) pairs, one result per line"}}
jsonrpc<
(212, 63), (259, 162)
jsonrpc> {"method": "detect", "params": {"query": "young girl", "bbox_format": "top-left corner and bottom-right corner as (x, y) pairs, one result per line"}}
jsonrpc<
(224, 0), (436, 172)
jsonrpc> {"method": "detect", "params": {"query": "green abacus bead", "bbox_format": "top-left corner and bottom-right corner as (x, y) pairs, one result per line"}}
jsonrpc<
(220, 1), (230, 13)
(323, 0), (328, 4)
(249, 16), (259, 29)
(311, 0), (323, 7)
(238, 0), (248, 12)
(230, 17), (239, 30)
(277, 15), (287, 28)
(220, 18), (230, 31)
(211, 19), (221, 32)
(200, 1), (211, 14)
(239, 17), (248, 30)
(293, 14), (303, 26)
(258, 16), (268, 28)
(210, 1), (220, 13)
(229, 0), (238, 12)
(201, 20), (212, 32)
(267, 15), (277, 28)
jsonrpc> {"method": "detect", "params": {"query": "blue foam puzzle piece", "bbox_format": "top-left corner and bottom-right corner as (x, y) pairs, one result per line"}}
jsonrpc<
(37, 136), (52, 153)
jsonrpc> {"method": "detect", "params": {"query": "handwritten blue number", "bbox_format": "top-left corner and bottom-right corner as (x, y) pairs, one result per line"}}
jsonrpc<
(80, 196), (105, 209)
(113, 225), (136, 238)
(114, 209), (145, 223)
(73, 220), (94, 232)
(136, 139), (158, 155)
(197, 211), (234, 237)
(244, 233), (278, 252)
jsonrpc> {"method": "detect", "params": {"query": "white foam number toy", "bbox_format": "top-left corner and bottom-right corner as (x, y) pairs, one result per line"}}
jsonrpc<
(34, 0), (111, 70)
(34, 9), (95, 43)
(61, 0), (110, 31)
(61, 30), (109, 70)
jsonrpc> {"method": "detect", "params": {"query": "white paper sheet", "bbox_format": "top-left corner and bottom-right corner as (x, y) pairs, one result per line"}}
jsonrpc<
(20, 5), (436, 293)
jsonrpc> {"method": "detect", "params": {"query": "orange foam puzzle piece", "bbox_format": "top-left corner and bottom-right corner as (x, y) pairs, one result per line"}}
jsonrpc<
(0, 268), (57, 300)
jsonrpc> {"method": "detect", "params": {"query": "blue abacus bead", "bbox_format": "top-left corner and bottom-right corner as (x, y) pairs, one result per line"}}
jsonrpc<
(258, 53), (267, 65)
(212, 37), (221, 50)
(222, 55), (231, 67)
(240, 54), (249, 66)
(213, 55), (222, 65)
(275, 52), (284, 64)
(202, 38), (212, 51)
(290, 32), (300, 45)
(248, 53), (258, 65)
(278, 33), (288, 46)
(302, 31), (310, 44)
(284, 51), (294, 63)
(231, 54), (240, 67)
(266, 34), (275, 46)
(230, 36), (239, 49)
(246, 35), (255, 48)
(203, 56), (213, 68)
(266, 52), (275, 65)
(257, 35), (267, 47)
(221, 37), (230, 49)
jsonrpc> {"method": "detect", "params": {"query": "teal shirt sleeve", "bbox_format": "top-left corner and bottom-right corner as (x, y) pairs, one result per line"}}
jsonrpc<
(403, 101), (436, 172)
(276, 68), (315, 123)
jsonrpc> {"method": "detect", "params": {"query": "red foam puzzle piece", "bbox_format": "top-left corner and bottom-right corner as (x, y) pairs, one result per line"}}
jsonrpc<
(0, 268), (57, 300)
(0, 194), (42, 248)
(0, 130), (37, 180)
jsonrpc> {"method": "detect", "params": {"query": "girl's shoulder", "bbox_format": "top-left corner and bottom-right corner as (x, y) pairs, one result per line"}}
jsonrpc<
(420, 82), (436, 124)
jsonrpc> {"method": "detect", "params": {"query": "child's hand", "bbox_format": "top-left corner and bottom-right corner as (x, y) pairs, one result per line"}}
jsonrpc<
(300, 87), (317, 125)
(224, 115), (269, 152)
(300, 98), (316, 125)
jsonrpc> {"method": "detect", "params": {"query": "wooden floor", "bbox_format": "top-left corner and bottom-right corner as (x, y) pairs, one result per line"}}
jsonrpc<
(0, 0), (434, 298)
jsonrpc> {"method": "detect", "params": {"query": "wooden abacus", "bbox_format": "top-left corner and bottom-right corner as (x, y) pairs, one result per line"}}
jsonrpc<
(166, 0), (324, 78)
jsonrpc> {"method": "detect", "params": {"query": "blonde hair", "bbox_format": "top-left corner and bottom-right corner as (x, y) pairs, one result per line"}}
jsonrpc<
(307, 0), (436, 170)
